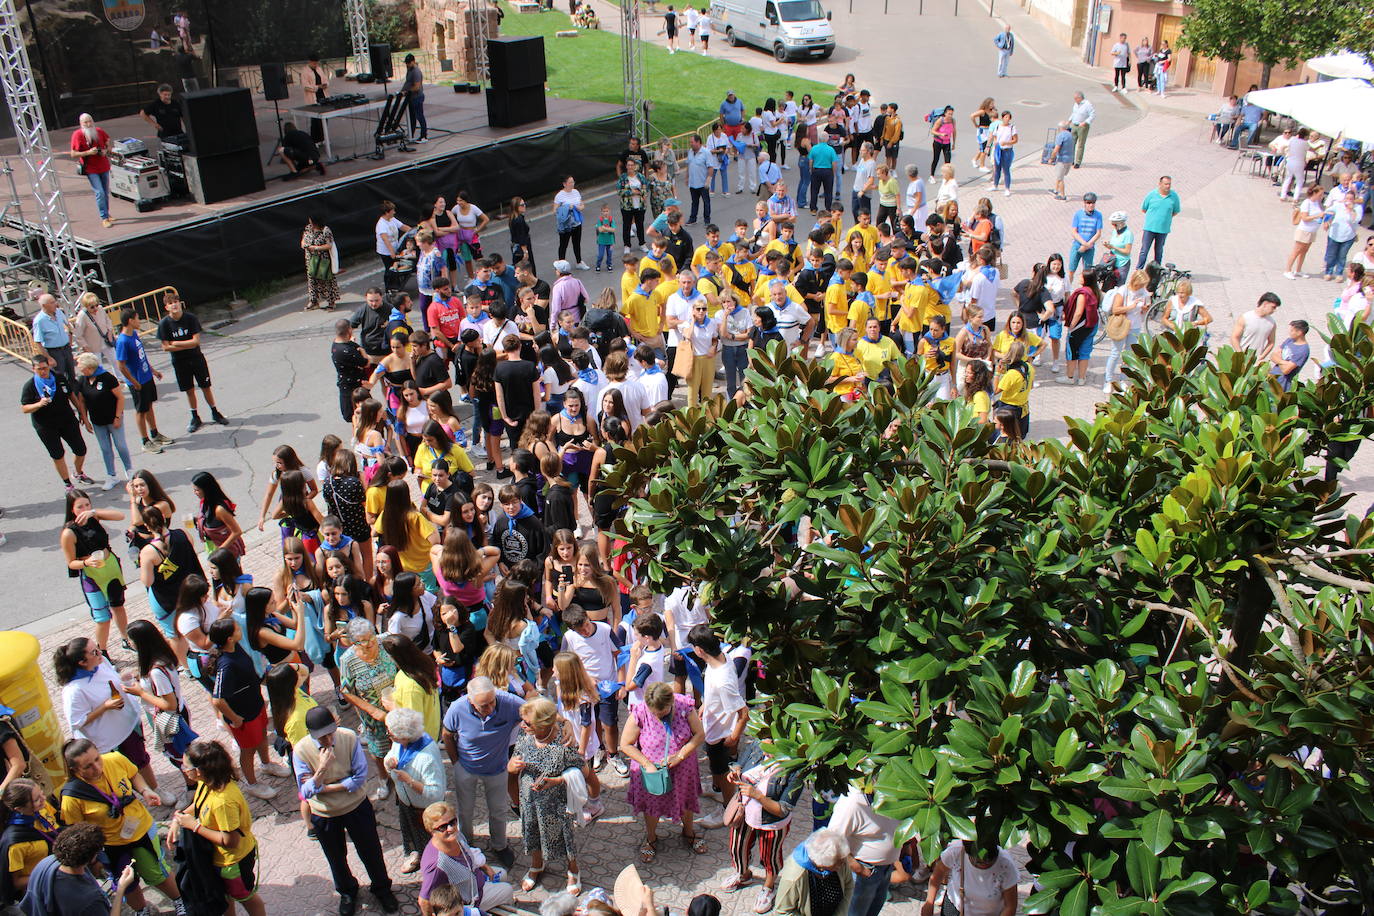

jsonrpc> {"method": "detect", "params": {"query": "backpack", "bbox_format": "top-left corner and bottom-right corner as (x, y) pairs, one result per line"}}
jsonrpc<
(924, 107), (943, 124)
(174, 793), (229, 916)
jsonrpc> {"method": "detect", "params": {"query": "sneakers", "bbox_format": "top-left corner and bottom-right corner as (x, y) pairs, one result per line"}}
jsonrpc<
(1003, 189), (1011, 197)
(212, 409), (230, 425)
(721, 872), (754, 891)
(583, 797), (606, 822)
(242, 781), (278, 800)
(103, 475), (119, 491)
(414, 136), (429, 144)
(576, 262), (591, 270)
(1103, 383), (1114, 395)
(262, 761), (292, 778)
(754, 886), (776, 914)
(74, 472), (96, 486)
(624, 245), (632, 255)
(1050, 363), (1062, 374)
(401, 851), (422, 874)
(594, 265), (601, 271)
(142, 438), (163, 454)
(610, 754), (629, 776)
(970, 157), (980, 168)
(696, 810), (726, 829)
(592, 751), (607, 771)
(372, 782), (391, 802)
(187, 414), (203, 433)
(152, 432), (174, 445)
(1283, 271), (1297, 280)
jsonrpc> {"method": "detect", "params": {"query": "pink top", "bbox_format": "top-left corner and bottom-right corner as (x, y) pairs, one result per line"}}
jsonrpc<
(933, 118), (955, 144)
(434, 567), (486, 606)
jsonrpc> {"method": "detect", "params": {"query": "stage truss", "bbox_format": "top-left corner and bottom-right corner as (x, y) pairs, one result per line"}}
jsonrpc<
(0, 0), (95, 304)
(471, 0), (491, 83)
(345, 0), (371, 76)
(621, 0), (645, 139)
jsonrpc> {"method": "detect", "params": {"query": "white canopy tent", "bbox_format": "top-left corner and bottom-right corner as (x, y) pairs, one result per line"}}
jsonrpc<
(1306, 52), (1374, 80)
(1246, 78), (1374, 146)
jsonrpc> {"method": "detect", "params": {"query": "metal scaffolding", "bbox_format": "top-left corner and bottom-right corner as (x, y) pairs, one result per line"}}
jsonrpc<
(345, 0), (371, 75)
(621, 0), (645, 140)
(0, 0), (93, 305)
(469, 0), (491, 84)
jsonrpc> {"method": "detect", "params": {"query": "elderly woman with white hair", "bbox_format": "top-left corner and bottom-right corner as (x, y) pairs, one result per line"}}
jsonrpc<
(383, 706), (447, 874)
(773, 828), (855, 916)
(339, 616), (398, 801)
(69, 113), (114, 227)
(73, 351), (134, 490)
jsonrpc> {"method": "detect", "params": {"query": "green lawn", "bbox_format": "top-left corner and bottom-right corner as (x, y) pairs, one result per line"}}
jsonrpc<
(497, 2), (834, 137)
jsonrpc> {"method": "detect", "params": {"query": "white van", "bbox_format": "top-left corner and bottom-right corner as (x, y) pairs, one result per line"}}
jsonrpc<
(710, 0), (835, 62)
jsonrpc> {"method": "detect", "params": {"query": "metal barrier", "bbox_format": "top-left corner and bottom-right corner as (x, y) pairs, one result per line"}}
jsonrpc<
(0, 285), (178, 364)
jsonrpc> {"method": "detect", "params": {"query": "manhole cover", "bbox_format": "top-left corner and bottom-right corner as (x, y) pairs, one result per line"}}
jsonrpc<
(1017, 99), (1048, 107)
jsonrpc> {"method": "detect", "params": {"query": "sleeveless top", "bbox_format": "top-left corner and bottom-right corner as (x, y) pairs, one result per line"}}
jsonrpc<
(962, 325), (990, 361)
(65, 519), (110, 577)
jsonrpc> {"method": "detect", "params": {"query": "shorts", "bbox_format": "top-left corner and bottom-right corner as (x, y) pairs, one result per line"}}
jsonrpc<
(131, 380), (158, 414)
(885, 143), (899, 157)
(593, 491), (621, 530)
(35, 419), (87, 461)
(147, 590), (177, 638)
(595, 695), (621, 728)
(220, 847), (259, 901)
(81, 563), (126, 621)
(1042, 318), (1063, 340)
(115, 724), (152, 769)
(668, 652), (687, 678)
(1055, 160), (1072, 181)
(704, 739), (734, 776)
(1068, 325), (1096, 362)
(172, 353), (212, 392)
(227, 708), (268, 751)
(1293, 228), (1315, 244)
(104, 830), (169, 888)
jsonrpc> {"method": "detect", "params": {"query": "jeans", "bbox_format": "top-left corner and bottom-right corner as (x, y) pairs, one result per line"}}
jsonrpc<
(596, 242), (615, 269)
(712, 160), (730, 193)
(453, 765), (510, 851)
(852, 192), (871, 216)
(312, 799), (393, 897)
(621, 208), (645, 247)
(796, 157), (811, 208)
(1104, 328), (1138, 385)
(997, 49), (1010, 77)
(1325, 236), (1356, 276)
(809, 168), (835, 210)
(721, 344), (748, 397)
(689, 185), (711, 223)
(1136, 229), (1167, 268)
(87, 171), (111, 219)
(407, 91), (428, 138)
(992, 145), (1013, 189)
(1156, 68), (1168, 95)
(1227, 122), (1261, 149)
(849, 863), (895, 916)
(1068, 244), (1095, 274)
(92, 422), (133, 477)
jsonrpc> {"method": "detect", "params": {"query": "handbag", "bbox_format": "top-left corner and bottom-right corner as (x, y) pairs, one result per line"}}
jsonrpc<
(723, 789), (746, 827)
(641, 715), (675, 797)
(1105, 313), (1131, 341)
(671, 340), (695, 378)
(307, 253), (333, 281)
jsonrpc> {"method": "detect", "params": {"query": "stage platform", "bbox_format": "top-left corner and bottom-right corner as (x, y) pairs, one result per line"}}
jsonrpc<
(1, 90), (629, 303)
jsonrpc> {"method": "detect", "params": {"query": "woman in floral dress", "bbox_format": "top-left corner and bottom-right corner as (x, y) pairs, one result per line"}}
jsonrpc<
(621, 681), (707, 863)
(301, 216), (340, 310)
(509, 697), (585, 895)
(339, 617), (397, 800)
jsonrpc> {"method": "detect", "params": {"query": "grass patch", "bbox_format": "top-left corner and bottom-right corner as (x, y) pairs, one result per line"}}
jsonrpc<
(497, 2), (834, 136)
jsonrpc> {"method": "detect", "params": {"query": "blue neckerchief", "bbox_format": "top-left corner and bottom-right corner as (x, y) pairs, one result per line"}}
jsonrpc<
(864, 333), (881, 344)
(793, 843), (832, 875)
(505, 503), (535, 532)
(470, 278), (490, 290)
(727, 233), (742, 244)
(34, 372), (56, 399)
(321, 534), (354, 553)
(395, 734), (433, 771)
(694, 317), (711, 329)
(71, 667), (96, 681)
(389, 307), (408, 324)
(560, 407), (583, 422)
(680, 287), (701, 300)
(578, 368), (599, 385)
(634, 285), (649, 297)
(643, 365), (662, 375)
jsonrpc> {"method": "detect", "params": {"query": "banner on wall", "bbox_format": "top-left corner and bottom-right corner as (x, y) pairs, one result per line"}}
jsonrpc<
(103, 0), (145, 31)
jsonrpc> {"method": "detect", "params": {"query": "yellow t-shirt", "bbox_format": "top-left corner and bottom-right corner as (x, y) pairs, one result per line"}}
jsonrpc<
(365, 484), (388, 520)
(828, 351), (865, 396)
(623, 290), (661, 339)
(847, 297), (872, 329)
(919, 333), (956, 376)
(620, 270), (639, 304)
(284, 688), (319, 746)
(992, 329), (1042, 359)
(374, 511), (437, 573)
(728, 261), (757, 295)
(824, 278), (852, 334)
(853, 224), (880, 257)
(997, 366), (1031, 408)
(6, 801), (58, 881)
(842, 249), (869, 275)
(696, 275), (724, 316)
(392, 670), (441, 739)
(897, 283), (939, 334)
(763, 238), (800, 268)
(60, 752), (153, 846)
(414, 442), (475, 484)
(691, 242), (735, 271)
(970, 390), (991, 420)
(854, 335), (901, 379)
(865, 269), (894, 321)
(195, 782), (257, 867)
(649, 281), (674, 319)
(638, 253), (677, 279)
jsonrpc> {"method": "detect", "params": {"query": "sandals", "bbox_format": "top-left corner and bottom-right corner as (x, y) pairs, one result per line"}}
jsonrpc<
(520, 867), (544, 892)
(682, 831), (708, 854)
(566, 872), (582, 896)
(639, 839), (658, 863)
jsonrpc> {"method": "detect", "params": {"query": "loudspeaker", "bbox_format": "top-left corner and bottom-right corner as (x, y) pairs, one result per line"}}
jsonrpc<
(181, 87), (258, 156)
(184, 149), (266, 205)
(369, 43), (393, 81)
(488, 36), (546, 90)
(485, 86), (546, 128)
(260, 62), (289, 101)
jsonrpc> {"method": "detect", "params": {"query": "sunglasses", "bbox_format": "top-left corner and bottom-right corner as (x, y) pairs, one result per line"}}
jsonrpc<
(434, 818), (457, 832)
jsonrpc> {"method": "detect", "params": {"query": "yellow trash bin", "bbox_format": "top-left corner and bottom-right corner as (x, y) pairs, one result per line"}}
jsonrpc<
(0, 631), (64, 793)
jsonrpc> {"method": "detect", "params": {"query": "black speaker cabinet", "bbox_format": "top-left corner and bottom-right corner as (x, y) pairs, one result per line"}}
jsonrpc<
(181, 87), (259, 157)
(184, 149), (265, 205)
(488, 36), (546, 90)
(370, 43), (393, 81)
(260, 62), (289, 101)
(485, 86), (546, 128)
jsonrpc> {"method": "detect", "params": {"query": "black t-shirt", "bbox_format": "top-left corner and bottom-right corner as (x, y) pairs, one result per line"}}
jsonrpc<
(332, 340), (370, 389)
(282, 128), (318, 160)
(493, 358), (540, 421)
(143, 97), (183, 137)
(825, 123), (849, 150)
(213, 645), (265, 720)
(664, 11), (677, 29)
(145, 529), (203, 610)
(424, 481), (461, 519)
(463, 282), (502, 310)
(414, 352), (449, 390)
(20, 373), (76, 429)
(664, 227), (694, 275)
(454, 346), (480, 388)
(618, 147), (651, 173)
(74, 369), (121, 426)
(156, 311), (203, 364)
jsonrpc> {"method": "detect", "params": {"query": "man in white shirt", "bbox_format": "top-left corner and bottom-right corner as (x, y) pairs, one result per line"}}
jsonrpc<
(768, 279), (814, 350)
(480, 302), (520, 349)
(831, 786), (905, 916)
(600, 351), (650, 431)
(560, 604), (628, 773)
(1110, 33), (1132, 92)
(685, 625), (747, 829)
(1067, 91), (1095, 169)
(375, 199), (411, 288)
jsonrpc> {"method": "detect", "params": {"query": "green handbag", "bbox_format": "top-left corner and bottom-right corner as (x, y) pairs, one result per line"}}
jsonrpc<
(307, 252), (333, 281)
(641, 715), (674, 796)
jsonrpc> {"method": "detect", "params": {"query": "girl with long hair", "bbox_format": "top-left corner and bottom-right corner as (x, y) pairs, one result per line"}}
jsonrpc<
(274, 536), (338, 693)
(476, 643), (530, 700)
(376, 479), (440, 588)
(137, 504), (202, 668)
(426, 390), (466, 444)
(380, 633), (440, 740)
(353, 398), (394, 479)
(543, 529), (578, 612)
(315, 434), (342, 490)
(381, 571), (438, 648)
(174, 574), (217, 684)
(551, 650), (605, 819)
(559, 544), (620, 627)
(208, 547), (266, 676)
(588, 416), (629, 563)
(125, 468), (175, 566)
(322, 448), (374, 578)
(393, 380), (428, 462)
(205, 618), (288, 799)
(539, 345), (576, 413)
(469, 346), (504, 472)
(962, 360), (993, 424)
(364, 454), (408, 529)
(414, 419), (474, 490)
(324, 574), (375, 667)
(172, 739), (268, 916)
(191, 470), (243, 558)
(60, 488), (129, 653)
(1063, 268), (1103, 385)
(371, 544), (403, 606)
(255, 444), (315, 532)
(519, 411), (558, 467)
(121, 619), (197, 784)
(241, 583), (306, 670)
(485, 580), (542, 693)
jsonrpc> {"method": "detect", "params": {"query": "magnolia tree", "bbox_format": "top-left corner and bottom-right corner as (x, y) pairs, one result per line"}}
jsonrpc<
(606, 325), (1374, 915)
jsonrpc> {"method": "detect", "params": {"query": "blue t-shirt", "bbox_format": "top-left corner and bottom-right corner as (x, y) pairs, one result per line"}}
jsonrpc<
(114, 331), (154, 384)
(1271, 338), (1309, 391)
(31, 308), (71, 348)
(441, 690), (523, 775)
(1053, 130), (1074, 163)
(1141, 190), (1181, 234)
(719, 97), (744, 127)
(1070, 209), (1103, 250)
(809, 143), (838, 170)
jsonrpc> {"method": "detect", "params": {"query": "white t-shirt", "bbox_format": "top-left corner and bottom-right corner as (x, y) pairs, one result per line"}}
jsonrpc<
(387, 592), (437, 642)
(1296, 198), (1324, 233)
(376, 216), (404, 257)
(1285, 137), (1310, 167)
(685, 316), (720, 356)
(798, 103), (819, 127)
(772, 301), (812, 346)
(968, 270), (999, 323)
(683, 7), (699, 28)
(904, 179), (926, 219)
(938, 842), (1019, 916)
(143, 664), (186, 714)
(1111, 42), (1130, 67)
(852, 102), (874, 133)
(665, 291), (702, 346)
(700, 658), (747, 744)
(561, 621), (618, 682)
(482, 318), (521, 349)
(749, 115), (765, 138)
(761, 110), (783, 136)
(454, 204), (484, 230)
(176, 599), (213, 640)
(541, 366), (572, 399)
(664, 585), (707, 650)
(637, 367), (668, 405)
(782, 100), (798, 121)
(629, 645), (669, 706)
(554, 189), (583, 213)
(852, 159), (876, 196)
(602, 379), (649, 430)
(1168, 294), (1206, 327)
(994, 123), (1018, 149)
(830, 787), (900, 865)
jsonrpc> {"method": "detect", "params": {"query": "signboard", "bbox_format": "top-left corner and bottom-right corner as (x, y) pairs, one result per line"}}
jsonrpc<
(104, 0), (146, 31)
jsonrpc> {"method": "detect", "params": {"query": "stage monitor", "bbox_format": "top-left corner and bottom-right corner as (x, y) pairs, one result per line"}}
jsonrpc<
(184, 149), (266, 205)
(488, 36), (546, 91)
(261, 63), (290, 102)
(181, 87), (259, 157)
(486, 86), (546, 129)
(370, 43), (393, 82)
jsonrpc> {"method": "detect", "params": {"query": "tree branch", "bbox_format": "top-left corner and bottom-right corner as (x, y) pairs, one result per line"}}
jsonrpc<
(1132, 600), (1266, 704)
(1250, 557), (1308, 658)
(1283, 560), (1374, 593)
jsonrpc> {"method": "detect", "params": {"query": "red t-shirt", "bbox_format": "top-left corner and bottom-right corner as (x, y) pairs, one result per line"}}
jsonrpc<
(427, 297), (466, 347)
(71, 127), (111, 175)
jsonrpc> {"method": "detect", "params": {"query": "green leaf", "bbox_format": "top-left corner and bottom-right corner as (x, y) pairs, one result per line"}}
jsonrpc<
(1060, 879), (1091, 916)
(1160, 871), (1216, 901)
(1141, 809), (1175, 856)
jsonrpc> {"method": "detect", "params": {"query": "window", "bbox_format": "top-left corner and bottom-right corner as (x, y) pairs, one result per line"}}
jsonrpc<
(777, 0), (825, 21)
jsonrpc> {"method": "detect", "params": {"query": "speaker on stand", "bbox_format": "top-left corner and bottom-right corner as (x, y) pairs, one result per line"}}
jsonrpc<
(485, 36), (547, 129)
(180, 87), (265, 203)
(261, 63), (290, 168)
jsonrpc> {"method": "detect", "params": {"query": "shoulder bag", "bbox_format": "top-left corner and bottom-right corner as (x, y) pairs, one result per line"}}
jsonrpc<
(1104, 292), (1131, 340)
(641, 714), (675, 797)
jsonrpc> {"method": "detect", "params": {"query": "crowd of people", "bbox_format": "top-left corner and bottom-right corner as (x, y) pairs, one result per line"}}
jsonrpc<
(11, 53), (1374, 916)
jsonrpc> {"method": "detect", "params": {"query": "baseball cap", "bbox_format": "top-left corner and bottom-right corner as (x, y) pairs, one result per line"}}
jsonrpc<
(665, 198), (681, 207)
(553, 259), (573, 274)
(1083, 192), (1098, 203)
(1109, 210), (1127, 223)
(305, 706), (338, 741)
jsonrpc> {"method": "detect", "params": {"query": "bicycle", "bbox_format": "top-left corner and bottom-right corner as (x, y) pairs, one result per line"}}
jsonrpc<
(1143, 262), (1192, 336)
